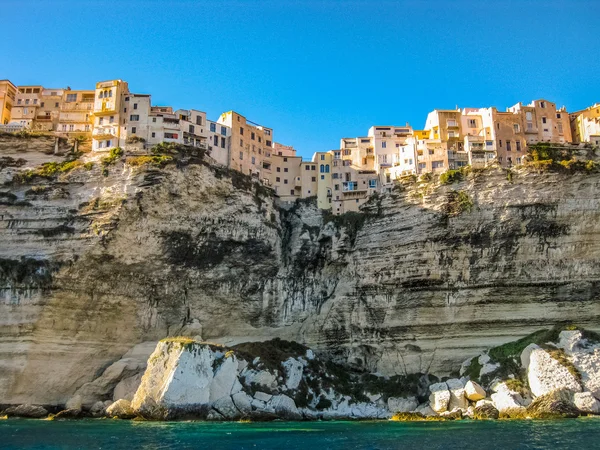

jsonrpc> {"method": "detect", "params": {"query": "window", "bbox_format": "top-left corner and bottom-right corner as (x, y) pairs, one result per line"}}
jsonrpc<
(55, 102), (59, 107)
(284, 179), (288, 184)
(221, 126), (227, 136)
(189, 125), (195, 133)
(85, 124), (90, 131)
(152, 118), (157, 123)
(320, 154), (325, 160)
(556, 113), (561, 119)
(210, 123), (216, 132)
(320, 164), (325, 173)
(343, 160), (351, 166)
(221, 137), (226, 148)
(196, 116), (203, 125)
(40, 102), (44, 107)
(99, 117), (104, 125)
(251, 157), (256, 164)
(251, 132), (255, 140)
(496, 123), (500, 130)
(527, 122), (533, 130)
(109, 116), (114, 123)
(23, 107), (28, 114)
(516, 141), (521, 151)
(381, 141), (387, 148)
(130, 115), (139, 121)
(106, 140), (112, 147)
(266, 140), (272, 146)
(311, 165), (316, 170)
(62, 124), (67, 131)
(447, 119), (457, 127)
(240, 127), (244, 135)
(151, 132), (156, 138)
(334, 184), (339, 191)
(283, 157), (288, 162)
(66, 93), (77, 102)
(499, 140), (502, 147)
(275, 167), (280, 173)
(540, 101), (546, 108)
(468, 119), (477, 128)
(276, 177), (280, 182)
(33, 99), (37, 105)
(124, 108), (127, 113)
(305, 165), (310, 171)
(312, 177), (316, 182)
(17, 99), (21, 105)
(542, 117), (547, 124)
(507, 141), (512, 151)
(108, 90), (112, 98)
(131, 127), (137, 134)
(333, 173), (339, 179)
(240, 139), (243, 147)
(125, 97), (130, 101)
(164, 132), (178, 139)
(321, 175), (325, 180)
(284, 168), (288, 172)
(290, 190), (294, 196)
(513, 124), (520, 133)
(432, 161), (444, 169)
(239, 152), (243, 160)
(448, 131), (456, 138)
(325, 164), (330, 173)
(517, 157), (522, 164)
(69, 124), (74, 131)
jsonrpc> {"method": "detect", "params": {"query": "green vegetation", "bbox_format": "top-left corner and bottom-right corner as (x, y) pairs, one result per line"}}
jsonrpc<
(126, 155), (173, 167)
(126, 135), (146, 144)
(12, 160), (84, 183)
(464, 357), (482, 380)
(233, 338), (308, 372)
(323, 210), (372, 246)
(504, 378), (529, 397)
(101, 147), (124, 166)
(526, 143), (598, 173)
(83, 162), (94, 170)
(160, 336), (200, 351)
(526, 390), (580, 419)
(488, 327), (564, 363)
(315, 396), (332, 410)
(442, 190), (474, 216)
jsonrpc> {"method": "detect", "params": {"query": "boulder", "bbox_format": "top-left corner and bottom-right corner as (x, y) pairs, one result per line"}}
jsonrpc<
(440, 408), (462, 420)
(232, 392), (253, 415)
(131, 340), (216, 418)
(527, 348), (582, 397)
(3, 404), (48, 418)
(491, 386), (525, 413)
(520, 343), (540, 370)
(282, 358), (304, 390)
(270, 395), (301, 420)
(472, 403), (499, 420)
(387, 397), (418, 413)
(54, 408), (82, 419)
(90, 401), (107, 417)
(570, 348), (600, 399)
(415, 403), (438, 417)
(209, 355), (238, 402)
(241, 369), (277, 390)
(428, 382), (450, 413)
(113, 373), (143, 402)
(557, 330), (585, 355)
(212, 396), (241, 420)
(446, 378), (468, 410)
(106, 399), (136, 419)
(465, 381), (486, 401)
(526, 389), (580, 419)
(574, 392), (600, 414)
(65, 395), (82, 411)
(254, 391), (272, 402)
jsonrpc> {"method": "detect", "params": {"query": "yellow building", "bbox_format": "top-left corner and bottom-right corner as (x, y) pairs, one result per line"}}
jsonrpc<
(57, 89), (95, 136)
(0, 80), (17, 125)
(570, 103), (600, 146)
(217, 111), (274, 182)
(92, 80), (129, 151)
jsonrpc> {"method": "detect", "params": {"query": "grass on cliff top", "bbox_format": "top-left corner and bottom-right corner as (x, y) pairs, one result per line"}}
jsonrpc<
(525, 143), (599, 173)
(12, 160), (84, 183)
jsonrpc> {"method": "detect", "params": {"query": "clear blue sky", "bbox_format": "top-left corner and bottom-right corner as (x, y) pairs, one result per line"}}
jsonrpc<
(4, 0), (599, 158)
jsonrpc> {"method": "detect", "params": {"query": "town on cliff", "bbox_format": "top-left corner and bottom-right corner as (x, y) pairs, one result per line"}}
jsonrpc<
(1, 78), (599, 214)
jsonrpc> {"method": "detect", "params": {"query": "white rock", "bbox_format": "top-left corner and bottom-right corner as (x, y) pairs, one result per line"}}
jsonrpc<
(65, 394), (82, 410)
(527, 348), (582, 397)
(209, 355), (238, 402)
(270, 394), (301, 420)
(236, 359), (248, 374)
(242, 369), (278, 390)
(305, 349), (315, 360)
(475, 399), (494, 408)
(106, 399), (135, 419)
(212, 395), (240, 420)
(571, 348), (600, 399)
(465, 380), (486, 401)
(491, 390), (524, 412)
(131, 341), (215, 416)
(465, 406), (475, 418)
(232, 392), (253, 414)
(90, 401), (106, 415)
(230, 378), (243, 395)
(282, 358), (304, 390)
(366, 392), (382, 402)
(520, 343), (540, 370)
(478, 354), (491, 365)
(387, 397), (418, 413)
(574, 392), (600, 413)
(254, 391), (273, 402)
(446, 378), (468, 410)
(415, 403), (438, 417)
(428, 382), (451, 413)
(558, 330), (584, 355)
(480, 362), (501, 376)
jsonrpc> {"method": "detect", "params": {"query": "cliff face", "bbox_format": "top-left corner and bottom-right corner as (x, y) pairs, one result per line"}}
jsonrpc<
(1, 140), (600, 405)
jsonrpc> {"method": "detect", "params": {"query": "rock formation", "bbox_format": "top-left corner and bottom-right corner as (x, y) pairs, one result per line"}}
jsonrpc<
(1, 135), (600, 409)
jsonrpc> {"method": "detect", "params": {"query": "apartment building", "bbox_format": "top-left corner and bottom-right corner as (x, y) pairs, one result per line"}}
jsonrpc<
(217, 111), (274, 182)
(57, 89), (95, 135)
(570, 103), (600, 146)
(269, 149), (302, 202)
(207, 120), (230, 165)
(10, 85), (43, 129)
(0, 80), (17, 125)
(508, 99), (572, 145)
(92, 79), (129, 151)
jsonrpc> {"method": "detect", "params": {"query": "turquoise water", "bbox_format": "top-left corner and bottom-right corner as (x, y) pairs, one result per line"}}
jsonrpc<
(1, 418), (599, 449)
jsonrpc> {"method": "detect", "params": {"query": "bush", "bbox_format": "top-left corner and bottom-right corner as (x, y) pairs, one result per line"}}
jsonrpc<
(442, 190), (473, 216)
(126, 135), (146, 144)
(126, 155), (173, 168)
(12, 160), (83, 183)
(101, 147), (124, 166)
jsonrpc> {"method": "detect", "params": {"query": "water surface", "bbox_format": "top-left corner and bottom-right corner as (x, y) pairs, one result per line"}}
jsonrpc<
(1, 418), (599, 449)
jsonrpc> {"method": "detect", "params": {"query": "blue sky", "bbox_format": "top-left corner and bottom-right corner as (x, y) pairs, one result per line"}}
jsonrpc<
(4, 0), (599, 158)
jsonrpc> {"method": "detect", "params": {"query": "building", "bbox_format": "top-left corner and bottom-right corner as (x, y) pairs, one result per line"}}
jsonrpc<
(217, 111), (274, 182)
(57, 89), (95, 136)
(207, 119), (231, 166)
(508, 99), (572, 145)
(92, 80), (129, 151)
(570, 103), (600, 146)
(0, 80), (17, 125)
(269, 146), (302, 202)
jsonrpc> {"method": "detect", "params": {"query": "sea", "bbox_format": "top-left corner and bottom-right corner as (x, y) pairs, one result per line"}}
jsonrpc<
(1, 418), (599, 449)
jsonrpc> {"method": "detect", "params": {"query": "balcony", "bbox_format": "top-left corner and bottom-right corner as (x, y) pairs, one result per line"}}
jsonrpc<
(94, 101), (116, 114)
(35, 116), (53, 122)
(61, 103), (93, 111)
(92, 126), (117, 139)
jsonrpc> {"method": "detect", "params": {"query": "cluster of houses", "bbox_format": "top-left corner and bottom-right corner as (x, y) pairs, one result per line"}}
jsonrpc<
(1, 78), (599, 214)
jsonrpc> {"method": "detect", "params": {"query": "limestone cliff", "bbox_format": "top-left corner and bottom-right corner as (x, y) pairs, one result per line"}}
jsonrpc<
(1, 136), (600, 406)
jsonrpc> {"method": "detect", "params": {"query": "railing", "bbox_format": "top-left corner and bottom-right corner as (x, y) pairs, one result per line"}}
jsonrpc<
(0, 124), (26, 133)
(61, 103), (93, 111)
